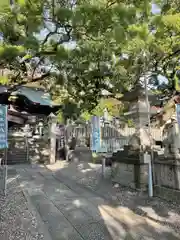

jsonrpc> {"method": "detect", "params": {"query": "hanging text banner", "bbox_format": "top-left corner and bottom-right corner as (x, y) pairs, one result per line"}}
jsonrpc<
(176, 104), (180, 126)
(175, 70), (180, 91)
(0, 105), (8, 149)
(0, 105), (8, 196)
(91, 116), (101, 152)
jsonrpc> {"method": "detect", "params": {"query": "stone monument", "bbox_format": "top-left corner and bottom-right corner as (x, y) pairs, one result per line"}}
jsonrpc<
(162, 114), (180, 159)
(111, 84), (154, 189)
(115, 84), (153, 155)
(49, 113), (57, 164)
(153, 95), (180, 200)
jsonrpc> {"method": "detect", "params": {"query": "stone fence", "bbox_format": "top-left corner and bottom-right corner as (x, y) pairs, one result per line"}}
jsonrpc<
(153, 158), (180, 203)
(111, 151), (180, 203)
(66, 125), (163, 152)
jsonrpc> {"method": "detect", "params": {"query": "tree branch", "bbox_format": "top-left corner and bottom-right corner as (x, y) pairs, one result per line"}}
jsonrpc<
(31, 56), (44, 79)
(27, 71), (51, 82)
(162, 49), (180, 63)
(106, 0), (117, 8)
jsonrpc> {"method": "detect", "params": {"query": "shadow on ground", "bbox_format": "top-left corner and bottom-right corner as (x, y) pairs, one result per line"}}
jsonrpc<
(3, 144), (180, 240)
(41, 153), (180, 240)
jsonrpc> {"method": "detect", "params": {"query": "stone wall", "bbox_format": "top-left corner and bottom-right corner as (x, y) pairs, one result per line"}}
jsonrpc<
(111, 158), (180, 202)
(28, 137), (50, 164)
(154, 160), (180, 190)
(5, 136), (51, 165)
(153, 159), (180, 202)
(111, 162), (148, 190)
(6, 137), (28, 165)
(154, 185), (180, 203)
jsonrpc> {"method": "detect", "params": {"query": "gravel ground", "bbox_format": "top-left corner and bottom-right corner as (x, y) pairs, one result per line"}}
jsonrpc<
(0, 173), (45, 240)
(78, 165), (180, 234)
(48, 160), (180, 236)
(1, 162), (179, 240)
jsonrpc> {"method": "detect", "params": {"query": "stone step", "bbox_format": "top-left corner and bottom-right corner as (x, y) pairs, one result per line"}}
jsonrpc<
(7, 152), (27, 155)
(7, 161), (29, 165)
(6, 153), (29, 165)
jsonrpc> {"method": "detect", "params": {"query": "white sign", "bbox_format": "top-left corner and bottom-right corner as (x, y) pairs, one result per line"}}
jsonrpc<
(143, 153), (151, 164)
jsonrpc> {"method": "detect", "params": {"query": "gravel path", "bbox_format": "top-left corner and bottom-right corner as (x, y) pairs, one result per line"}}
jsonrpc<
(0, 170), (45, 240)
(1, 161), (180, 240)
(46, 160), (180, 236)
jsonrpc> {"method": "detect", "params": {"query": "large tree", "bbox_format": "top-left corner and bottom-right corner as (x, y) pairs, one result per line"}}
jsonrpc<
(0, 0), (179, 110)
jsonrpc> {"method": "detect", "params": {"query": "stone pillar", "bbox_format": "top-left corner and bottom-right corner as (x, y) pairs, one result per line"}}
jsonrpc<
(128, 96), (151, 152)
(162, 114), (180, 159)
(38, 122), (44, 136)
(111, 86), (154, 190)
(49, 113), (57, 164)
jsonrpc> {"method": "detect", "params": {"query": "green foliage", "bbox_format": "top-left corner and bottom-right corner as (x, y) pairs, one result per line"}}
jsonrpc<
(0, 0), (9, 9)
(57, 111), (65, 124)
(0, 45), (25, 62)
(0, 75), (8, 84)
(0, 0), (179, 110)
(91, 98), (123, 116)
(80, 97), (124, 121)
(80, 111), (91, 121)
(57, 98), (81, 123)
(127, 119), (135, 128)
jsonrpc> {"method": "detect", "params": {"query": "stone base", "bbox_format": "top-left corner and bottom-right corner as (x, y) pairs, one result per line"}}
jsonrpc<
(111, 162), (148, 190)
(154, 156), (180, 190)
(154, 185), (180, 203)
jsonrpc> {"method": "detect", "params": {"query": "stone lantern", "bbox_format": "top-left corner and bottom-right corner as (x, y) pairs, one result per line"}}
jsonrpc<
(48, 112), (57, 164)
(103, 108), (109, 121)
(111, 84), (154, 190)
(121, 84), (152, 153)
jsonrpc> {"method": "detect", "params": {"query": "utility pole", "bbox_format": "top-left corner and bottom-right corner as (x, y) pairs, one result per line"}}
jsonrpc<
(143, 51), (154, 197)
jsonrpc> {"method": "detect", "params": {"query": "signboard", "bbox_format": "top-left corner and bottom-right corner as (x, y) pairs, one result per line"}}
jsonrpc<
(175, 70), (180, 91)
(176, 104), (180, 126)
(0, 105), (8, 149)
(91, 116), (101, 152)
(0, 105), (8, 196)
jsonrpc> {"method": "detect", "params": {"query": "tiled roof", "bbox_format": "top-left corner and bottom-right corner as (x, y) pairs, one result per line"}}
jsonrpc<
(11, 86), (55, 106)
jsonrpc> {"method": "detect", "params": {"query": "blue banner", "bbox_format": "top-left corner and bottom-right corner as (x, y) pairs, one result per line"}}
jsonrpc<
(91, 116), (101, 152)
(0, 105), (8, 149)
(175, 70), (180, 91)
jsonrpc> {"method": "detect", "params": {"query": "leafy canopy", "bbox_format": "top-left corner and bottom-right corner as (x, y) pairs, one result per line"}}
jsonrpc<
(0, 0), (179, 110)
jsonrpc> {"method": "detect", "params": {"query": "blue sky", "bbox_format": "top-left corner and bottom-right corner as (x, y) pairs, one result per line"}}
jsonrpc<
(152, 3), (161, 14)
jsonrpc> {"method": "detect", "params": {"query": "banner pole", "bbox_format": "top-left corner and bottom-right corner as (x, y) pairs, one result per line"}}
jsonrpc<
(4, 148), (7, 197)
(0, 105), (8, 197)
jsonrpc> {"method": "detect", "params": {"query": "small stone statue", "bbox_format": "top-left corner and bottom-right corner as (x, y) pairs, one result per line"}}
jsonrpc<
(162, 114), (180, 158)
(128, 128), (152, 153)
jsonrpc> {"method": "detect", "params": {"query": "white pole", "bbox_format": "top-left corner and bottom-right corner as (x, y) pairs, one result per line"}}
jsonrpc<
(50, 118), (56, 164)
(4, 148), (7, 197)
(143, 51), (153, 197)
(26, 136), (29, 163)
(144, 152), (153, 197)
(144, 67), (151, 137)
(148, 156), (153, 197)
